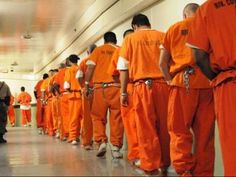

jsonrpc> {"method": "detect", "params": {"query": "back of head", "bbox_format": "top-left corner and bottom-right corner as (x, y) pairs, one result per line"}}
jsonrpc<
(59, 63), (66, 69)
(123, 29), (134, 38)
(68, 54), (80, 64)
(183, 3), (199, 19)
(87, 44), (97, 54)
(21, 86), (25, 92)
(104, 32), (117, 44)
(43, 73), (49, 80)
(131, 14), (151, 28)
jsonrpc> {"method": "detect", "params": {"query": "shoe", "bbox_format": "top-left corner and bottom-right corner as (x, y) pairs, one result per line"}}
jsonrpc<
(11, 124), (15, 127)
(38, 129), (43, 135)
(71, 140), (78, 145)
(111, 145), (123, 159)
(144, 169), (160, 176)
(83, 145), (93, 151)
(159, 167), (168, 176)
(55, 132), (60, 139)
(96, 142), (107, 157)
(181, 170), (193, 177)
(133, 159), (141, 168)
(23, 124), (27, 127)
(0, 137), (7, 144)
(28, 124), (31, 127)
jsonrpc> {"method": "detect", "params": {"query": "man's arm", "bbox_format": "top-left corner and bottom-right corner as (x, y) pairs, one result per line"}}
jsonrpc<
(192, 48), (217, 80)
(119, 70), (129, 107)
(84, 65), (95, 96)
(159, 48), (172, 85)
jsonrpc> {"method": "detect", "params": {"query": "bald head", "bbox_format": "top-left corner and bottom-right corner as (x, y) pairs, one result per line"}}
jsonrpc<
(87, 44), (97, 55)
(183, 3), (199, 19)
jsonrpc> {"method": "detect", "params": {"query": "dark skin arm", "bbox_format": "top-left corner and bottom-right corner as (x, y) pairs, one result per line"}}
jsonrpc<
(192, 48), (217, 80)
(84, 65), (95, 97)
(119, 70), (129, 107)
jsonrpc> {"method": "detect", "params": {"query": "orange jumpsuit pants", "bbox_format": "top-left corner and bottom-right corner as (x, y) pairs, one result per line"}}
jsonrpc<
(133, 81), (170, 172)
(81, 94), (93, 146)
(121, 83), (139, 161)
(214, 77), (236, 176)
(52, 96), (61, 133)
(68, 92), (82, 142)
(91, 86), (124, 148)
(21, 109), (31, 126)
(168, 87), (215, 176)
(44, 99), (54, 136)
(8, 105), (16, 126)
(36, 98), (44, 128)
(59, 93), (70, 140)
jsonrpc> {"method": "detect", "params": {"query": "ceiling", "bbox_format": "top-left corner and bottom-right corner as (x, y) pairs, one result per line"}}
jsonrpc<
(0, 0), (96, 74)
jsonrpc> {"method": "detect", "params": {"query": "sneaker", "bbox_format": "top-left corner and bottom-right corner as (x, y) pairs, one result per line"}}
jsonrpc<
(55, 132), (60, 139)
(134, 159), (141, 168)
(38, 129), (43, 135)
(11, 124), (15, 127)
(71, 140), (78, 145)
(159, 167), (168, 176)
(111, 145), (123, 159)
(0, 138), (7, 144)
(83, 145), (93, 151)
(28, 124), (31, 127)
(181, 171), (193, 177)
(23, 124), (27, 127)
(96, 142), (107, 157)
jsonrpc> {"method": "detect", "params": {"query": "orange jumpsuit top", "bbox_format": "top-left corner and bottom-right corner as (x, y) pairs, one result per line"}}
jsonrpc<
(54, 68), (68, 93)
(107, 47), (121, 76)
(41, 77), (51, 100)
(88, 43), (119, 83)
(118, 29), (165, 81)
(76, 58), (93, 87)
(64, 65), (81, 91)
(34, 80), (44, 99)
(17, 92), (32, 106)
(187, 0), (236, 86)
(163, 17), (210, 88)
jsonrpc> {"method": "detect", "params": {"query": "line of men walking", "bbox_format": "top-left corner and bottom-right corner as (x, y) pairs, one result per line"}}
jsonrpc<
(33, 1), (236, 176)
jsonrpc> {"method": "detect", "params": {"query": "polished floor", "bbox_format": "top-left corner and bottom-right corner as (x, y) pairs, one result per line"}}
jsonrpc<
(0, 127), (176, 176)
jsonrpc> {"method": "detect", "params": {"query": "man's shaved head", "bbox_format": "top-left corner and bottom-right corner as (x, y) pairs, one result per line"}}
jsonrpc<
(183, 3), (199, 19)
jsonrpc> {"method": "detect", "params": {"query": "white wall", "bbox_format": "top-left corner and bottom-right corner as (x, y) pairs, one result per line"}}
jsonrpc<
(1, 76), (37, 104)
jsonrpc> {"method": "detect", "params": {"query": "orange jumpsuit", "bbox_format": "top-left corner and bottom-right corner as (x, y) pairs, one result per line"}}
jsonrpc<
(41, 78), (54, 135)
(64, 64), (82, 142)
(7, 96), (16, 126)
(108, 47), (139, 161)
(17, 92), (32, 126)
(49, 74), (61, 134)
(34, 80), (44, 128)
(118, 30), (170, 171)
(77, 58), (93, 146)
(163, 17), (215, 176)
(187, 1), (236, 175)
(88, 44), (124, 148)
(54, 68), (70, 140)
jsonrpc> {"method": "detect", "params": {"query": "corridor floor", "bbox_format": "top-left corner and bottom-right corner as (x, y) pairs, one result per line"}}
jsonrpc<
(0, 127), (176, 176)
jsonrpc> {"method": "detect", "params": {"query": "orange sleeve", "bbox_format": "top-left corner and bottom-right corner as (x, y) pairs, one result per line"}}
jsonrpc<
(163, 28), (172, 53)
(187, 10), (210, 52)
(119, 37), (131, 61)
(89, 48), (99, 64)
(107, 48), (120, 76)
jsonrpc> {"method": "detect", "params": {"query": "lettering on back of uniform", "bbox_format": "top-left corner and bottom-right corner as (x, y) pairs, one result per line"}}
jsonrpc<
(214, 0), (236, 9)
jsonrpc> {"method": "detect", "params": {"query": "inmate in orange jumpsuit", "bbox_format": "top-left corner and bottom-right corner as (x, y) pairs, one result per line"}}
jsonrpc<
(17, 91), (32, 126)
(64, 64), (82, 142)
(108, 47), (139, 161)
(162, 17), (215, 176)
(88, 43), (124, 148)
(7, 96), (16, 126)
(49, 73), (61, 135)
(54, 67), (70, 140)
(41, 77), (54, 135)
(187, 1), (236, 175)
(34, 80), (44, 128)
(118, 29), (170, 172)
(77, 58), (93, 146)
